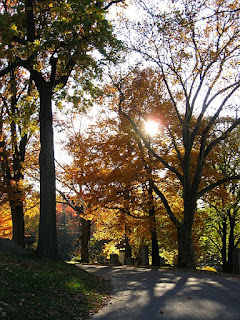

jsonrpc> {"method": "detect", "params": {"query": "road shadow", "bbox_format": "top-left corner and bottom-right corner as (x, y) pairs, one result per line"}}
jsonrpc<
(79, 265), (240, 320)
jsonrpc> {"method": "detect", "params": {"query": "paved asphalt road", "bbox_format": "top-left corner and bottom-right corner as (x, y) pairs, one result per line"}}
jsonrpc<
(79, 265), (240, 320)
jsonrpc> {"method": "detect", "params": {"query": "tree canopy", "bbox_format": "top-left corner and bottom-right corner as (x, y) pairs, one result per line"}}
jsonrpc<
(109, 0), (240, 266)
(0, 0), (239, 269)
(0, 0), (124, 257)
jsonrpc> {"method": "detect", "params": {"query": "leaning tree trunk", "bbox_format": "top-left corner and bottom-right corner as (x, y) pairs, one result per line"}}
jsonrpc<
(37, 84), (58, 258)
(177, 223), (195, 268)
(80, 218), (91, 263)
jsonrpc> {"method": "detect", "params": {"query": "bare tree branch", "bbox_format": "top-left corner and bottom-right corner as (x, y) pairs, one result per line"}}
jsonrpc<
(198, 175), (240, 198)
(103, 0), (125, 10)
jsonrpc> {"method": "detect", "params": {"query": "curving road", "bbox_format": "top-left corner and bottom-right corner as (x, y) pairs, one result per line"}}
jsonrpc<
(79, 265), (240, 320)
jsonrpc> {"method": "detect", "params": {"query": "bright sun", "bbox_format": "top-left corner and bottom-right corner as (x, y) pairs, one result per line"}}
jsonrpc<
(144, 120), (159, 136)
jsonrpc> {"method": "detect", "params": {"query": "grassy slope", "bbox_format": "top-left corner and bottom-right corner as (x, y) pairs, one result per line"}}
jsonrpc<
(0, 252), (112, 319)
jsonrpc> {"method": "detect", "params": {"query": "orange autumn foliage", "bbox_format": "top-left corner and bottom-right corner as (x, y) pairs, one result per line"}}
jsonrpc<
(0, 203), (12, 238)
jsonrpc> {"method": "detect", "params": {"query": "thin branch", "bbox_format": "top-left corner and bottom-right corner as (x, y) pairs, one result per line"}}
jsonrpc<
(166, 126), (184, 167)
(149, 181), (180, 227)
(58, 190), (84, 215)
(198, 175), (240, 198)
(235, 236), (240, 247)
(103, 0), (125, 10)
(105, 205), (150, 220)
(110, 75), (183, 182)
(119, 107), (184, 183)
(207, 236), (221, 253)
(205, 118), (240, 158)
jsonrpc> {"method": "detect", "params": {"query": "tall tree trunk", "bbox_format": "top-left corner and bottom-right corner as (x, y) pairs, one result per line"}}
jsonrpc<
(80, 218), (91, 263)
(124, 234), (132, 264)
(148, 184), (160, 267)
(177, 223), (195, 268)
(226, 214), (236, 273)
(151, 227), (160, 267)
(1, 113), (27, 247)
(11, 200), (25, 247)
(37, 85), (58, 258)
(11, 134), (28, 248)
(221, 218), (228, 272)
(149, 207), (160, 266)
(123, 225), (132, 264)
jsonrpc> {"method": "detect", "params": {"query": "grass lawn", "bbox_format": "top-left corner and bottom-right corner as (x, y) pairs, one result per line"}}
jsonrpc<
(0, 252), (112, 319)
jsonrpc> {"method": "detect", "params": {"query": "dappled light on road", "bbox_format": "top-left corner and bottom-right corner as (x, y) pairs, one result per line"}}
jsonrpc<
(79, 265), (240, 320)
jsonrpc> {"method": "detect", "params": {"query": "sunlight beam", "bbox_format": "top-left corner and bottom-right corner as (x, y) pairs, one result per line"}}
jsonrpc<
(144, 120), (159, 136)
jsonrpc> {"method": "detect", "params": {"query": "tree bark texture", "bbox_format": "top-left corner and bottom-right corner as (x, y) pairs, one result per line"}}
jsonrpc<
(151, 228), (160, 266)
(148, 182), (160, 266)
(80, 218), (91, 263)
(10, 200), (25, 247)
(10, 135), (28, 247)
(227, 232), (235, 273)
(226, 214), (236, 273)
(37, 85), (58, 258)
(124, 235), (132, 264)
(221, 218), (228, 272)
(177, 223), (195, 268)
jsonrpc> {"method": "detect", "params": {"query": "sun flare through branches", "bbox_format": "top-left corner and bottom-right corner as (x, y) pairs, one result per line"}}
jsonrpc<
(144, 120), (160, 136)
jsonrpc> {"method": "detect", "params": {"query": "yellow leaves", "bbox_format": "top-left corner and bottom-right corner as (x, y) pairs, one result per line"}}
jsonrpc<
(10, 23), (18, 33)
(33, 39), (40, 47)
(102, 243), (119, 258)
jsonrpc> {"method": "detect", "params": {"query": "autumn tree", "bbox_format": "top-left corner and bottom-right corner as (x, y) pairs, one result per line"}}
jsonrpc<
(57, 92), (209, 266)
(201, 125), (240, 272)
(202, 194), (240, 273)
(55, 118), (92, 263)
(0, 68), (38, 246)
(111, 0), (240, 268)
(0, 0), (124, 257)
(56, 108), (163, 265)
